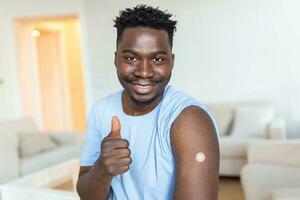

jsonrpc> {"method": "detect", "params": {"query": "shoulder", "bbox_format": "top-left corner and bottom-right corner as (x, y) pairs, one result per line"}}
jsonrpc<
(159, 85), (214, 127)
(89, 90), (122, 115)
(87, 90), (122, 128)
(161, 85), (192, 105)
(157, 85), (219, 146)
(161, 85), (207, 111)
(172, 105), (217, 138)
(171, 105), (219, 163)
(161, 86), (220, 150)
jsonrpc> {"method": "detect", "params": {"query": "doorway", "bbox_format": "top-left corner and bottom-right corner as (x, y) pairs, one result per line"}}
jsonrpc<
(15, 16), (86, 133)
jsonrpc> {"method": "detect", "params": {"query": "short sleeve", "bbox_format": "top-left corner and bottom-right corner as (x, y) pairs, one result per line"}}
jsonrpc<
(158, 90), (220, 156)
(80, 104), (102, 166)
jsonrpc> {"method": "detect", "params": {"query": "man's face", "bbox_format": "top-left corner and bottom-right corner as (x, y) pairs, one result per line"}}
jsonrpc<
(115, 27), (174, 104)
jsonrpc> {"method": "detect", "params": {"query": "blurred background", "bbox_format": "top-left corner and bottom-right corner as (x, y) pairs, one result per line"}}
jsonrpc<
(0, 0), (299, 200)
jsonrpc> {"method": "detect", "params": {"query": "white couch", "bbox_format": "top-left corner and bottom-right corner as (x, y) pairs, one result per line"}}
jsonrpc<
(0, 159), (80, 200)
(241, 139), (300, 200)
(0, 118), (84, 184)
(207, 102), (286, 176)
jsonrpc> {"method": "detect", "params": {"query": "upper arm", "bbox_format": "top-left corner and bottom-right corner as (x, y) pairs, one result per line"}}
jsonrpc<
(78, 166), (93, 178)
(171, 105), (220, 200)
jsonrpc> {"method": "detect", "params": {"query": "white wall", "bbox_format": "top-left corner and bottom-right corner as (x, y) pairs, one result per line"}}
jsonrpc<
(83, 0), (300, 137)
(0, 0), (86, 121)
(0, 0), (299, 137)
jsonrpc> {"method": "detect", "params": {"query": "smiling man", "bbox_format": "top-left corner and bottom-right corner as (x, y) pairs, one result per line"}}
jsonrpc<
(76, 5), (220, 200)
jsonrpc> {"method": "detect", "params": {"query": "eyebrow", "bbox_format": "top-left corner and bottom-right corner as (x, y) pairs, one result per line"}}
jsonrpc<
(122, 49), (168, 55)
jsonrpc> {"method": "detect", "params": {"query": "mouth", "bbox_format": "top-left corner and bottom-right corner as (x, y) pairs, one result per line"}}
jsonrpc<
(130, 82), (156, 94)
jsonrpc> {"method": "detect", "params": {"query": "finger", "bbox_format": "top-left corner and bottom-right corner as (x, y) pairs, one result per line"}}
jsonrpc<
(109, 166), (129, 176)
(102, 139), (129, 150)
(115, 157), (132, 167)
(108, 116), (121, 138)
(103, 158), (131, 176)
(115, 148), (131, 158)
(101, 148), (131, 159)
(102, 156), (132, 169)
(114, 166), (130, 176)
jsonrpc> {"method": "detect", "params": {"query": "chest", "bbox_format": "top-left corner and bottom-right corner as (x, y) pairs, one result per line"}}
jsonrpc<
(122, 121), (174, 181)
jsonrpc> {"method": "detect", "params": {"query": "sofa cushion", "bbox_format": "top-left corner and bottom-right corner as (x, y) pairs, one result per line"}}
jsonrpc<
(206, 105), (233, 136)
(271, 188), (300, 199)
(231, 105), (274, 138)
(18, 133), (58, 158)
(0, 147), (19, 184)
(220, 137), (249, 158)
(241, 164), (300, 200)
(0, 118), (38, 147)
(20, 145), (82, 176)
(50, 132), (83, 145)
(247, 140), (300, 166)
(220, 137), (265, 158)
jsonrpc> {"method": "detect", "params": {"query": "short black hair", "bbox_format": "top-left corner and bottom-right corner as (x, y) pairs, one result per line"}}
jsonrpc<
(114, 4), (177, 48)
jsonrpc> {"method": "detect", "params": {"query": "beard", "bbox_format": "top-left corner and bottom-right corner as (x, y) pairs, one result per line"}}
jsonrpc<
(117, 73), (171, 105)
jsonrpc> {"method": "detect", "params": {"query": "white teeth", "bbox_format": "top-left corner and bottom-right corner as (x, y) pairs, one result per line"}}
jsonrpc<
(133, 83), (153, 86)
(134, 81), (153, 85)
(137, 85), (151, 88)
(137, 83), (150, 86)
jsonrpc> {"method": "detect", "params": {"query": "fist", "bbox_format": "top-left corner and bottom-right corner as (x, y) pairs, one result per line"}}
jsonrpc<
(99, 116), (132, 176)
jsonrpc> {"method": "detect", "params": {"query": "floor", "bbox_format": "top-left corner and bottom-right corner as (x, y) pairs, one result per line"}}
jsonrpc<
(52, 180), (74, 192)
(219, 177), (245, 200)
(54, 176), (245, 200)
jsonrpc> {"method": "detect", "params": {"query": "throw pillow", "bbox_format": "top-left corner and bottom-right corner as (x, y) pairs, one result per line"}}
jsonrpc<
(18, 132), (58, 158)
(207, 105), (234, 136)
(230, 105), (275, 138)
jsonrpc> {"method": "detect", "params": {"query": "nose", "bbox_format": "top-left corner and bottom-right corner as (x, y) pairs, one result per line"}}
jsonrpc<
(134, 59), (154, 78)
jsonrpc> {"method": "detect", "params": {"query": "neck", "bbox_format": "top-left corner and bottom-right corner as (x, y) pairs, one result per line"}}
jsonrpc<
(122, 92), (163, 116)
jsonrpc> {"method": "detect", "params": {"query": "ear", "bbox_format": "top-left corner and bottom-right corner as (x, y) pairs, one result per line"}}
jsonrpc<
(170, 53), (175, 69)
(114, 51), (117, 67)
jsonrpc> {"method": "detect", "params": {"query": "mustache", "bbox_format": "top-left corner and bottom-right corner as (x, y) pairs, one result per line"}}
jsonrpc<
(124, 77), (162, 85)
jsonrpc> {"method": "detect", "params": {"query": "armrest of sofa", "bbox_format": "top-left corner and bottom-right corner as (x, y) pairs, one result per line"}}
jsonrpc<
(271, 188), (300, 200)
(45, 132), (84, 146)
(267, 117), (287, 139)
(247, 139), (300, 167)
(0, 130), (20, 183)
(0, 146), (19, 184)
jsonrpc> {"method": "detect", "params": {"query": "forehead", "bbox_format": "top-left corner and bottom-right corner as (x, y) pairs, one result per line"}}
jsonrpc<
(117, 27), (171, 53)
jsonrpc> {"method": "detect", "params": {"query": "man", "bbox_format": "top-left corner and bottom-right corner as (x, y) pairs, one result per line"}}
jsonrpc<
(77, 5), (219, 200)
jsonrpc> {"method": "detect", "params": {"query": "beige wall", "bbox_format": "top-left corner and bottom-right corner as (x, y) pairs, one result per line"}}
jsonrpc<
(0, 0), (86, 121)
(1, 0), (300, 136)
(82, 0), (300, 137)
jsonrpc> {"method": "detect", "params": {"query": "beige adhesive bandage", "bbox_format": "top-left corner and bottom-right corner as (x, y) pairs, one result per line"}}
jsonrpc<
(195, 152), (205, 163)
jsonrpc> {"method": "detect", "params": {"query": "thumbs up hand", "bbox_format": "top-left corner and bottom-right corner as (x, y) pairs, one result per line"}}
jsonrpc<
(108, 116), (121, 139)
(97, 116), (132, 177)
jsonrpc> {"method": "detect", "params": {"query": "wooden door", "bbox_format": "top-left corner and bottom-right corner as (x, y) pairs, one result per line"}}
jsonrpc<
(35, 30), (71, 131)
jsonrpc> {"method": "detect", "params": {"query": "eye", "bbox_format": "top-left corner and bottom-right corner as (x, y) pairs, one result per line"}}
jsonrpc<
(153, 57), (164, 62)
(126, 56), (136, 61)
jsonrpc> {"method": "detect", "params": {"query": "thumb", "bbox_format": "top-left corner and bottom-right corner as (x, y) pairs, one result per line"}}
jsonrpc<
(109, 116), (121, 138)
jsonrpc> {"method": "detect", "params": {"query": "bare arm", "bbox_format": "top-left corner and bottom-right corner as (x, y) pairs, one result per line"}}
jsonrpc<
(76, 164), (112, 200)
(76, 117), (131, 200)
(171, 106), (220, 200)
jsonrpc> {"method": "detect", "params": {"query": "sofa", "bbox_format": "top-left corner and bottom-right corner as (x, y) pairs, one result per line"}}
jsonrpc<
(0, 118), (84, 184)
(241, 139), (300, 200)
(0, 159), (80, 200)
(206, 101), (287, 176)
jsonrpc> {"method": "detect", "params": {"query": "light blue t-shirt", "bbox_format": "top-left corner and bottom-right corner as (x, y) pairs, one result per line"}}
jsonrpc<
(80, 85), (219, 200)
